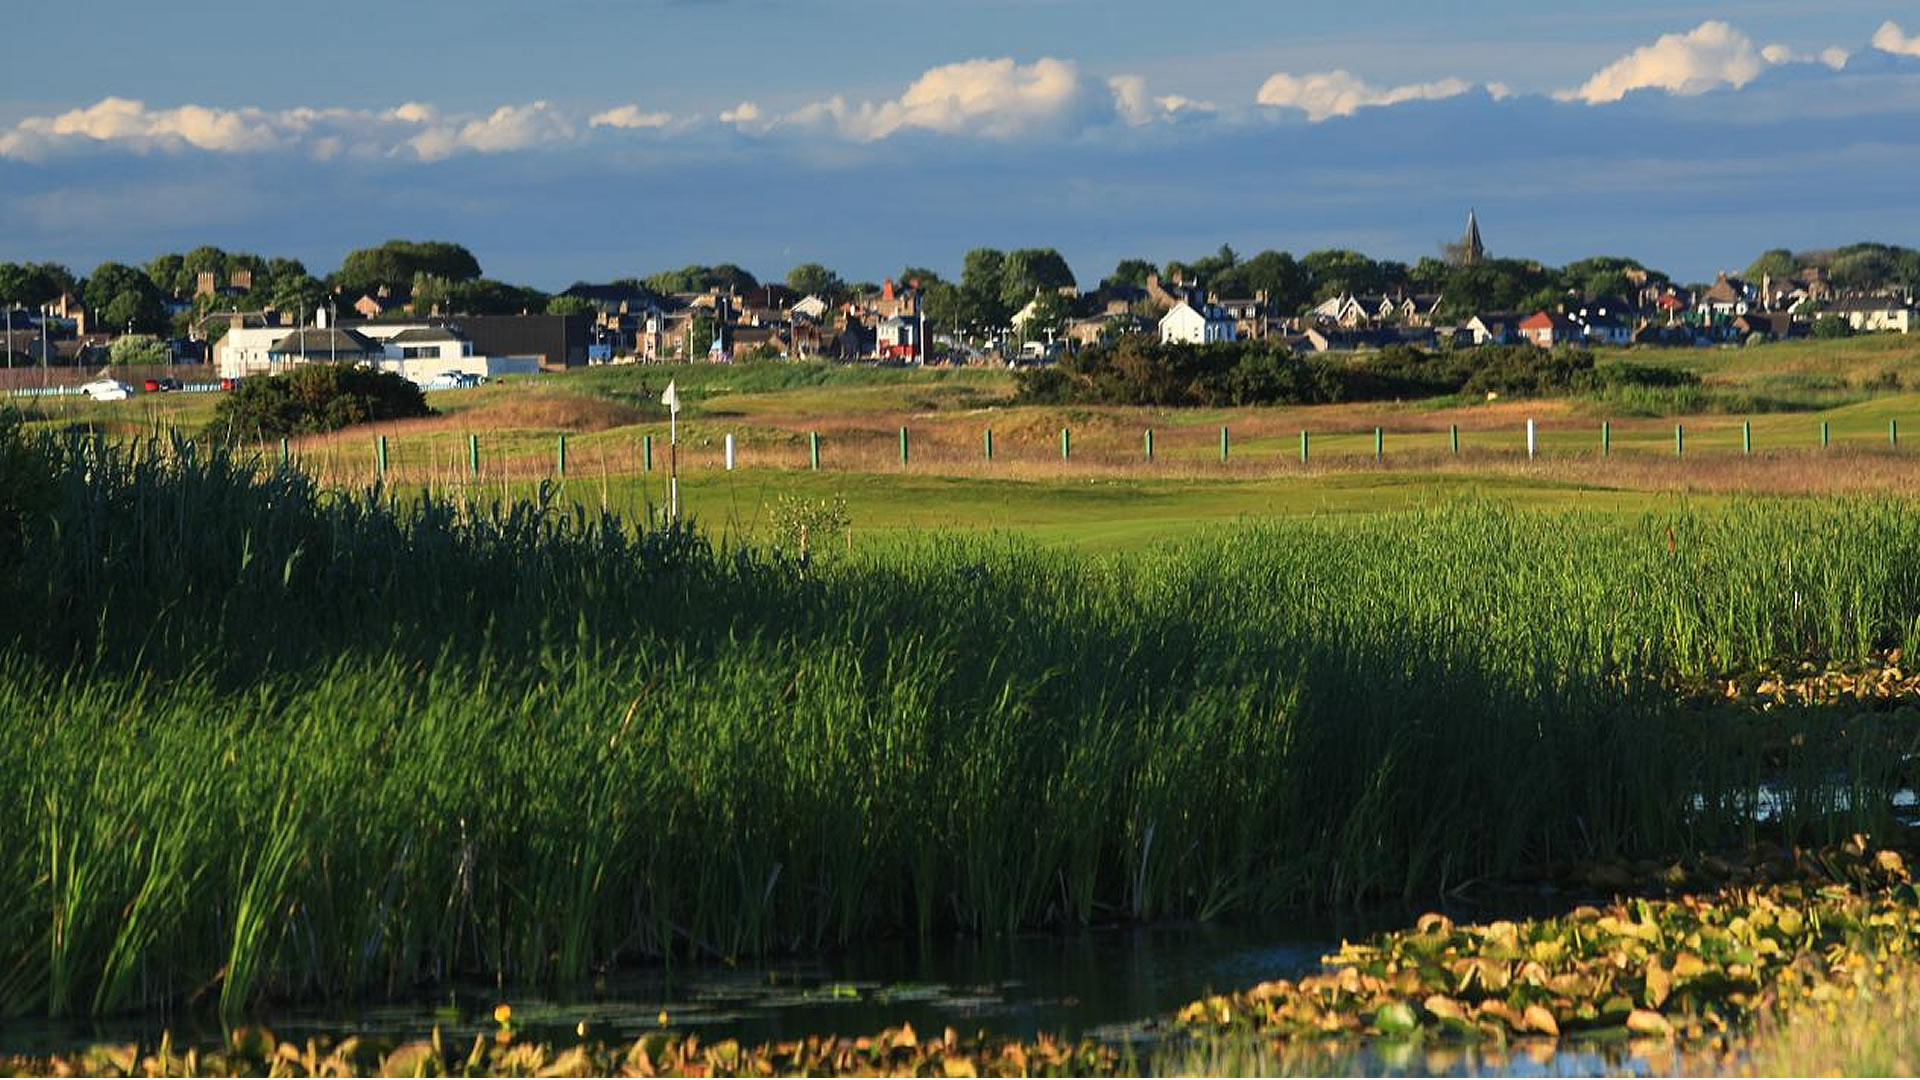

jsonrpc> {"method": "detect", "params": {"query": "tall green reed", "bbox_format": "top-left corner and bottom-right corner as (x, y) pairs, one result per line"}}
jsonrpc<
(2, 431), (1918, 1019)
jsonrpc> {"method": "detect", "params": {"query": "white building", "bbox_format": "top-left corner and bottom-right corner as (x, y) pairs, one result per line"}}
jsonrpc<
(1159, 300), (1238, 345)
(218, 317), (541, 383)
(1829, 297), (1915, 334)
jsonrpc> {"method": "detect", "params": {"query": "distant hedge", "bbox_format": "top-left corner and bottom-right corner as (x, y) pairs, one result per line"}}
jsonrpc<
(1013, 339), (1697, 407)
(208, 364), (432, 441)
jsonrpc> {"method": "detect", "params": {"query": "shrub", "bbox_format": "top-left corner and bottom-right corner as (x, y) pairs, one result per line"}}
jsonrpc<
(769, 493), (851, 564)
(108, 334), (171, 366)
(207, 363), (432, 441)
(0, 407), (56, 572)
(1814, 314), (1852, 339)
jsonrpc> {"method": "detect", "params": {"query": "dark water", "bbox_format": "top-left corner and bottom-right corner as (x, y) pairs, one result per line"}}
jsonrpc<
(2, 897), (1668, 1077)
(2, 909), (1413, 1055)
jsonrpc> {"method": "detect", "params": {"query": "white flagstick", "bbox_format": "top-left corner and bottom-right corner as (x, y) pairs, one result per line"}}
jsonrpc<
(662, 380), (681, 520)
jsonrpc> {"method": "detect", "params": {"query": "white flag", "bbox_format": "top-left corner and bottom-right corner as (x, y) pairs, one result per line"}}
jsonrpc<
(660, 380), (680, 414)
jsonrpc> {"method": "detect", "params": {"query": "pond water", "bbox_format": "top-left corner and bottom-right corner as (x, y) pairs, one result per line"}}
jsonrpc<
(1, 898), (1675, 1076)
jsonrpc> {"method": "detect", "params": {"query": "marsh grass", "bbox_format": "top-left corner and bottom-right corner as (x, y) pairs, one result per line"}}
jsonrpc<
(4, 431), (1920, 1019)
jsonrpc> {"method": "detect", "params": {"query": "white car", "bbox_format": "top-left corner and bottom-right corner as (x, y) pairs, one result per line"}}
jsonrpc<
(421, 371), (481, 390)
(79, 378), (134, 402)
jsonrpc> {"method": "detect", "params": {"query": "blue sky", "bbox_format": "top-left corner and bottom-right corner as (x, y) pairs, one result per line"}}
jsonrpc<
(3, 1), (1919, 289)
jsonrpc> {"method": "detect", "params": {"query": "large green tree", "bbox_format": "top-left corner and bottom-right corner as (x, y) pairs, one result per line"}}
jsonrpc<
(786, 262), (847, 300)
(1301, 249), (1388, 300)
(960, 248), (1011, 332)
(1212, 250), (1312, 313)
(1744, 248), (1798, 283)
(84, 262), (168, 334)
(1435, 258), (1559, 320)
(997, 248), (1076, 311)
(335, 241), (482, 292)
(0, 263), (78, 308)
(1104, 259), (1157, 289)
(645, 264), (760, 295)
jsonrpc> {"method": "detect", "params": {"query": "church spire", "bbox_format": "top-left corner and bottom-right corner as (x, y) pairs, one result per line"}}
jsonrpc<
(1462, 209), (1485, 266)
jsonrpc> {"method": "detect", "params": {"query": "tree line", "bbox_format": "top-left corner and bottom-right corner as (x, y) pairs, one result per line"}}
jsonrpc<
(1016, 337), (1699, 409)
(6, 238), (1917, 344)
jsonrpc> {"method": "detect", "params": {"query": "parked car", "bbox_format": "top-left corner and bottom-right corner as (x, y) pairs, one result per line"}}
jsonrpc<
(80, 378), (134, 402)
(421, 371), (482, 390)
(141, 376), (183, 393)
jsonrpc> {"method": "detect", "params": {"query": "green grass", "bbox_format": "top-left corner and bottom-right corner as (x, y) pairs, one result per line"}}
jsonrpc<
(5, 423), (1920, 1019)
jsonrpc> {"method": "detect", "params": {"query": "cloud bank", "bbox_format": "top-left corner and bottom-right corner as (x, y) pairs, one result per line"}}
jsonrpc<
(1255, 70), (1474, 121)
(1874, 21), (1920, 57)
(2, 20), (1915, 163)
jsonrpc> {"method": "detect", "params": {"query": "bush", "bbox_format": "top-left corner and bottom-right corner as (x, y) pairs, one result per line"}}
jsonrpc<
(108, 334), (171, 366)
(208, 363), (433, 442)
(0, 408), (56, 570)
(1017, 338), (1697, 408)
(1814, 314), (1852, 339)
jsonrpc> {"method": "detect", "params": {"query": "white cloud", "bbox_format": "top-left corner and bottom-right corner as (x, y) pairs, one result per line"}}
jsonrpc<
(783, 57), (1109, 141)
(0, 96), (584, 161)
(1, 97), (285, 156)
(390, 102), (437, 125)
(1254, 70), (1472, 121)
(719, 101), (772, 133)
(1557, 21), (1768, 103)
(1873, 21), (1920, 57)
(590, 104), (674, 130)
(1761, 42), (1851, 69)
(452, 101), (573, 154)
(1108, 75), (1214, 126)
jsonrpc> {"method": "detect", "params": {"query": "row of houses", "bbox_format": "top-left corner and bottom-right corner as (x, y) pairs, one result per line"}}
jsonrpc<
(1149, 270), (1916, 354)
(212, 311), (588, 382)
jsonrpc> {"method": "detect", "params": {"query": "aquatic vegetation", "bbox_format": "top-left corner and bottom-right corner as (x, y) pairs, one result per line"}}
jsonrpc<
(6, 842), (1918, 1076)
(6, 431), (1920, 1019)
(1175, 838), (1918, 1045)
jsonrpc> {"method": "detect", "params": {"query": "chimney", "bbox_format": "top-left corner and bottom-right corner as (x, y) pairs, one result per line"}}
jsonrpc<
(196, 271), (216, 297)
(230, 268), (253, 292)
(882, 278), (895, 302)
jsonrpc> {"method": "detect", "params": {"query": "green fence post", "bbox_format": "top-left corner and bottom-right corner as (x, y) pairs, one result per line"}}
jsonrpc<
(1144, 428), (1154, 462)
(375, 435), (388, 478)
(468, 433), (479, 476)
(1220, 426), (1230, 463)
(1601, 420), (1610, 456)
(1820, 421), (1829, 449)
(643, 433), (653, 472)
(1742, 421), (1752, 455)
(899, 426), (909, 466)
(1449, 424), (1459, 455)
(1062, 427), (1071, 460)
(557, 434), (567, 477)
(1300, 429), (1309, 464)
(984, 427), (994, 462)
(1374, 426), (1383, 461)
(279, 437), (289, 467)
(809, 431), (820, 470)
(1675, 424), (1684, 457)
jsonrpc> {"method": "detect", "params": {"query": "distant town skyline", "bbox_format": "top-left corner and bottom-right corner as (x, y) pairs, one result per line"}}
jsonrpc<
(3, 3), (1919, 287)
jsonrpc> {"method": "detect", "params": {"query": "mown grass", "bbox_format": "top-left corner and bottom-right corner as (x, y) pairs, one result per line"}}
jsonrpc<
(4, 427), (1920, 1020)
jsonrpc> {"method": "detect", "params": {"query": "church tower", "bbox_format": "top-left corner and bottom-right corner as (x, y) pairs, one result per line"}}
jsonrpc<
(1461, 209), (1486, 267)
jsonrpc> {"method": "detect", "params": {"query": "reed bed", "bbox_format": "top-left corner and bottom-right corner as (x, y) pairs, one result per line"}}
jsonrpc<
(3, 429), (1920, 1019)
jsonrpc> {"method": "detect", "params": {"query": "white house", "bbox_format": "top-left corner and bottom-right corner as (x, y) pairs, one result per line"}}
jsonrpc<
(790, 295), (829, 322)
(218, 317), (541, 383)
(875, 314), (921, 360)
(1829, 296), (1915, 334)
(1159, 301), (1237, 345)
(215, 326), (296, 377)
